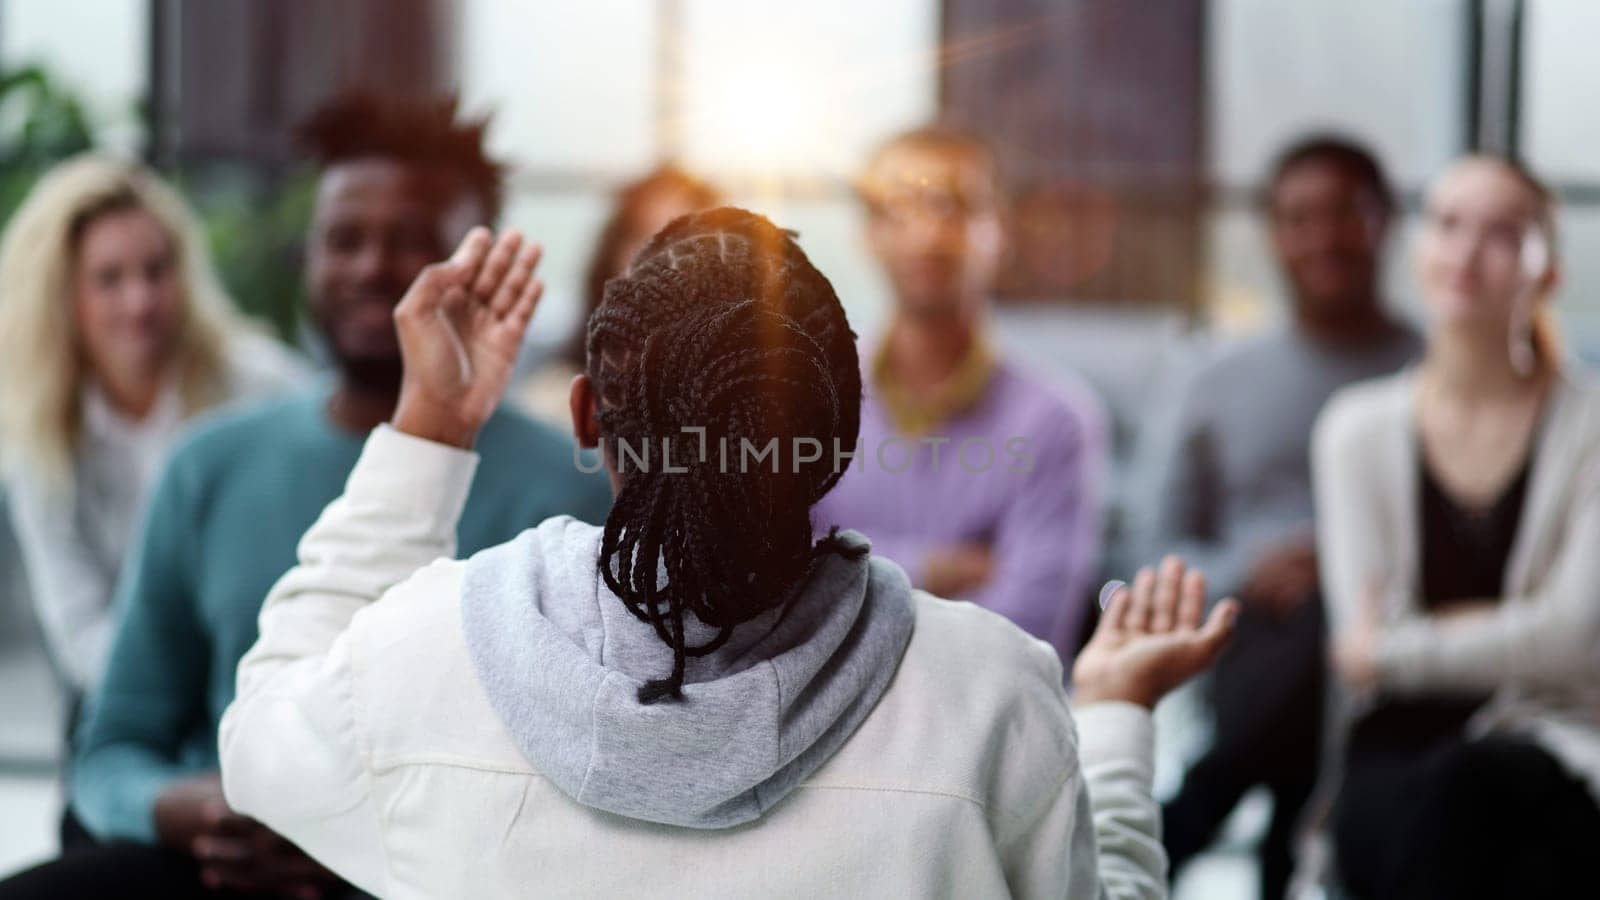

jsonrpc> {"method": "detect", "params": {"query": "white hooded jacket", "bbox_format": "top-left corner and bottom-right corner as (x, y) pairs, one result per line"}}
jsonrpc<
(220, 426), (1167, 899)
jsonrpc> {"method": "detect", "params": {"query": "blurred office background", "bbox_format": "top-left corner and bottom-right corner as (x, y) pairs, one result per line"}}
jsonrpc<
(3, 1), (1598, 895)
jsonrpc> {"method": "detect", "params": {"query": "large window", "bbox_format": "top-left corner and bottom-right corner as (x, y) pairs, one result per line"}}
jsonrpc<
(458, 0), (938, 344)
(1207, 0), (1600, 360)
(1206, 0), (1471, 331)
(942, 0), (1206, 308)
(1522, 0), (1600, 359)
(7, 0), (1592, 345)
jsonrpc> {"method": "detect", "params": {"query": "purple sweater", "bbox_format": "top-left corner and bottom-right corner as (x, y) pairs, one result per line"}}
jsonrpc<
(812, 358), (1107, 662)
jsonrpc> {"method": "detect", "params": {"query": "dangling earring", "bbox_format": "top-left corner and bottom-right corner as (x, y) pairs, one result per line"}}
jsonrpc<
(1509, 298), (1537, 378)
(1513, 230), (1552, 378)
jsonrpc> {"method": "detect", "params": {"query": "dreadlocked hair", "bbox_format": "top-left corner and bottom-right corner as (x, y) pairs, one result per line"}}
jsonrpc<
(585, 207), (864, 704)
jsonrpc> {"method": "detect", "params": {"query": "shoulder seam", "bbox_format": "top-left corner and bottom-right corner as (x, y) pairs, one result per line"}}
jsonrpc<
(795, 782), (986, 809)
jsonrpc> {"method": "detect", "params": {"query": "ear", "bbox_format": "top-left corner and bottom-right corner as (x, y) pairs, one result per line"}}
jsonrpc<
(971, 210), (1006, 264)
(1364, 206), (1393, 246)
(862, 206), (892, 262)
(1543, 260), (1563, 296)
(569, 373), (600, 449)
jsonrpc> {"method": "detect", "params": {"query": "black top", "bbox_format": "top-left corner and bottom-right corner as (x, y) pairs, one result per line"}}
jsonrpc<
(1419, 454), (1533, 610)
(1349, 444), (1535, 754)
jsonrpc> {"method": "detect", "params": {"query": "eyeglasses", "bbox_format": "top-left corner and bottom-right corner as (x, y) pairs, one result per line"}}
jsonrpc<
(866, 187), (992, 226)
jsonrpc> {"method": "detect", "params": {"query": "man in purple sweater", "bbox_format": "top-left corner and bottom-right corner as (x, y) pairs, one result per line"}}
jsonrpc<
(811, 125), (1107, 663)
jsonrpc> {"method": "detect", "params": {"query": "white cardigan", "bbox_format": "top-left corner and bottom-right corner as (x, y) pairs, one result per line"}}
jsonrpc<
(1312, 367), (1600, 801)
(220, 427), (1170, 900)
(5, 331), (306, 690)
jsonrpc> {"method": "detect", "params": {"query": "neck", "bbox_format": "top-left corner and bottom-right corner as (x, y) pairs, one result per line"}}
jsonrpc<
(1422, 326), (1540, 403)
(883, 309), (980, 394)
(95, 364), (167, 421)
(326, 377), (400, 435)
(1294, 292), (1393, 345)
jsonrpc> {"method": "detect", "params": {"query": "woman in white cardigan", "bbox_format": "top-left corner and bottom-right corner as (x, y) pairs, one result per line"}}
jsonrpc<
(1314, 156), (1600, 898)
(217, 210), (1240, 899)
(0, 156), (305, 693)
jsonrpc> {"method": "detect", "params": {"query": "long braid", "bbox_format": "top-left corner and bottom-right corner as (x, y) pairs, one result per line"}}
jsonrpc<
(587, 208), (865, 703)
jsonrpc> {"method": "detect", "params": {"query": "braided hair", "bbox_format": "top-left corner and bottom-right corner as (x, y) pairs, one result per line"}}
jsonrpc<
(585, 207), (864, 704)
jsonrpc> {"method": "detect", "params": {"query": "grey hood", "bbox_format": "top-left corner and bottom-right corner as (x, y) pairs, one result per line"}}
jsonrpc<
(459, 516), (915, 829)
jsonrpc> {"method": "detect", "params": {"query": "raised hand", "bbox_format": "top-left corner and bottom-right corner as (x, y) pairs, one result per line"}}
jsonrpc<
(1242, 533), (1319, 618)
(1071, 556), (1240, 708)
(392, 227), (545, 448)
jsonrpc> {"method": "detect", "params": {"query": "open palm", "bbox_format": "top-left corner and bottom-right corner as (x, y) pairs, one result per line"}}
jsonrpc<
(393, 227), (544, 447)
(1072, 557), (1239, 708)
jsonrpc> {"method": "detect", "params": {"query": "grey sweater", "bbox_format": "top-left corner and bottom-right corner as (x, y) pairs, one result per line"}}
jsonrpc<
(1146, 322), (1421, 597)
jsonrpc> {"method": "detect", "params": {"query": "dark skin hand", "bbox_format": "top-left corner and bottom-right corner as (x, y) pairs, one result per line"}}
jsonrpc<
(1073, 557), (1240, 708)
(390, 227), (546, 448)
(1241, 534), (1319, 617)
(923, 542), (993, 597)
(153, 773), (336, 899)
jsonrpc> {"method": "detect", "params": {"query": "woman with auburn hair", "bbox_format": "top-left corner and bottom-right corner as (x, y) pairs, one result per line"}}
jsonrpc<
(516, 165), (718, 425)
(0, 154), (305, 692)
(1316, 155), (1600, 898)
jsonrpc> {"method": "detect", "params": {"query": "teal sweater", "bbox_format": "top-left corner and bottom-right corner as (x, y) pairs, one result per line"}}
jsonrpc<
(70, 388), (613, 844)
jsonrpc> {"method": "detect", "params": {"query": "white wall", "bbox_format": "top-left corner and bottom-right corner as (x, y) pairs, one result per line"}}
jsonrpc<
(1, 0), (148, 154)
(1523, 0), (1600, 182)
(457, 0), (658, 174)
(1208, 0), (1466, 189)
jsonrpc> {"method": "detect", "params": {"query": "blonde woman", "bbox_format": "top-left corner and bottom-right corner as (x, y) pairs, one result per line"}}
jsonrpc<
(1314, 156), (1600, 898)
(0, 155), (305, 693)
(516, 165), (718, 426)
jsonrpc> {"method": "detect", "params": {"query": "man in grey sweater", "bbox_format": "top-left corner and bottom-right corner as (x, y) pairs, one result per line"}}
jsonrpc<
(1153, 136), (1421, 899)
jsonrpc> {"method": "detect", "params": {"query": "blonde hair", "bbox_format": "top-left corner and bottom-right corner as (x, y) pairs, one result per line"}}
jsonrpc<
(0, 154), (241, 487)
